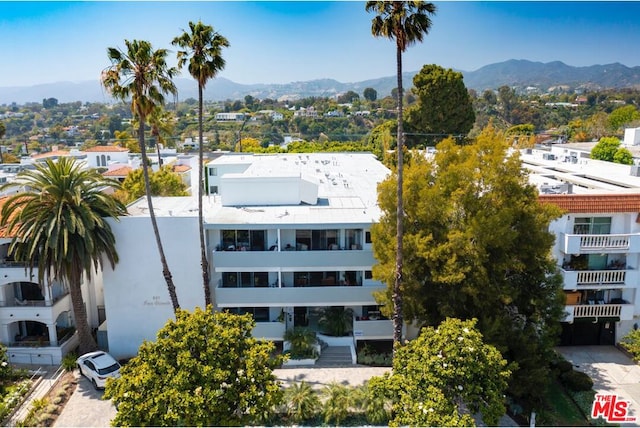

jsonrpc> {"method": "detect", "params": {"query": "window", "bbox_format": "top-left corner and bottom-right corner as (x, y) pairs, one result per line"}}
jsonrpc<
(210, 167), (217, 176)
(228, 307), (270, 322)
(221, 230), (266, 251)
(365, 231), (372, 244)
(573, 217), (611, 235)
(345, 229), (363, 250)
(365, 270), (373, 279)
(210, 186), (218, 194)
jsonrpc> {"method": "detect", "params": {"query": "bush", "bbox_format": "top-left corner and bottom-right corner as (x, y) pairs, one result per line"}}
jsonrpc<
(61, 352), (78, 372)
(560, 370), (593, 392)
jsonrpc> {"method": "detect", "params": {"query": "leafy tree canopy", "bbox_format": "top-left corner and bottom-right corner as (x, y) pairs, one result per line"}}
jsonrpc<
(369, 318), (510, 427)
(116, 165), (188, 204)
(614, 146), (634, 165)
(405, 64), (475, 146)
(590, 136), (621, 162)
(371, 124), (564, 409)
(105, 309), (284, 427)
(608, 104), (640, 131)
(363, 87), (378, 102)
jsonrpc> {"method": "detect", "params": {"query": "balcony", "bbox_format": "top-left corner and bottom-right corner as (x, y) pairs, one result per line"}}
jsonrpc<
(353, 319), (394, 340)
(564, 303), (634, 322)
(0, 262), (37, 285)
(216, 285), (384, 308)
(252, 321), (286, 341)
(561, 233), (640, 255)
(0, 293), (71, 324)
(211, 249), (375, 270)
(561, 269), (639, 289)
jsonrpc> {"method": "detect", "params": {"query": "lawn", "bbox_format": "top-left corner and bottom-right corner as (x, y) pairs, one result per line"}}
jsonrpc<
(544, 381), (590, 426)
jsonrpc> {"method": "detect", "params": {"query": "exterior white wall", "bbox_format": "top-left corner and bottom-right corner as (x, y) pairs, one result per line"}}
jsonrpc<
(86, 151), (129, 168)
(624, 128), (640, 146)
(221, 176), (318, 206)
(102, 215), (203, 360)
(207, 161), (252, 195)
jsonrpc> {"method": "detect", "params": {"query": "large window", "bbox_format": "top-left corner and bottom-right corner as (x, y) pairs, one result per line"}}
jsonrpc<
(221, 230), (266, 251)
(295, 229), (338, 250)
(294, 271), (339, 287)
(345, 229), (363, 250)
(221, 272), (269, 288)
(573, 217), (611, 235)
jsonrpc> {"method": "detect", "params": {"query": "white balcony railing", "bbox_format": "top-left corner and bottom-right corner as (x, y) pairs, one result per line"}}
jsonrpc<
(562, 233), (640, 254)
(572, 304), (622, 319)
(561, 269), (636, 289)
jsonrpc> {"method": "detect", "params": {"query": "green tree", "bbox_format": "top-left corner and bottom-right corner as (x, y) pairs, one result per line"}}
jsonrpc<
(105, 308), (283, 426)
(148, 105), (176, 167)
(591, 136), (621, 162)
(173, 21), (229, 309)
(363, 87), (378, 102)
(405, 64), (475, 146)
(283, 381), (321, 424)
(0, 158), (126, 354)
(614, 146), (634, 164)
(620, 328), (640, 361)
(368, 318), (510, 427)
(318, 306), (354, 336)
(608, 104), (640, 131)
(371, 125), (564, 410)
(117, 166), (188, 204)
(366, 0), (437, 348)
(103, 39), (180, 313)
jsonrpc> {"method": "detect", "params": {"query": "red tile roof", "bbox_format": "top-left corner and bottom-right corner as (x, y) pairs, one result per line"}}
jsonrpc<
(172, 165), (191, 173)
(31, 150), (76, 160)
(538, 193), (640, 213)
(83, 146), (129, 153)
(103, 166), (133, 177)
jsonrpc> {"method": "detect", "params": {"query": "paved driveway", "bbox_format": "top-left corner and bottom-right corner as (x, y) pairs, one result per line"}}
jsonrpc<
(53, 371), (116, 427)
(557, 346), (640, 426)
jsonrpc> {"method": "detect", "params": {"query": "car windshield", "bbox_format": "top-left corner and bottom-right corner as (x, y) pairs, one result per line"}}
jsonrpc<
(97, 362), (120, 375)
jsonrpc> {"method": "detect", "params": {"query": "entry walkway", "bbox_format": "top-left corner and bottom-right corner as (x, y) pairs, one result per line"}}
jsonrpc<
(557, 346), (640, 426)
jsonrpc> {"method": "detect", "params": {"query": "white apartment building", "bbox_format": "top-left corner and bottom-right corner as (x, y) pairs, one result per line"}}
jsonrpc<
(521, 147), (640, 345)
(101, 152), (393, 359)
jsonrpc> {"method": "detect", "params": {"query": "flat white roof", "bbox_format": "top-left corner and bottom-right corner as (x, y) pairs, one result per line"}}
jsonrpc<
(128, 152), (390, 225)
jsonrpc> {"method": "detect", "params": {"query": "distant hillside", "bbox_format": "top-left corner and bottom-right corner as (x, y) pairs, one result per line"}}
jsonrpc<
(2, 60), (640, 105)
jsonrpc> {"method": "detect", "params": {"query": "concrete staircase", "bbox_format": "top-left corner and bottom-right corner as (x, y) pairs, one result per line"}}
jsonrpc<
(315, 346), (354, 367)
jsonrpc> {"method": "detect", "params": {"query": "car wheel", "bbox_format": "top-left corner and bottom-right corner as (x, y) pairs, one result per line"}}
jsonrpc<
(91, 378), (99, 390)
(77, 364), (84, 377)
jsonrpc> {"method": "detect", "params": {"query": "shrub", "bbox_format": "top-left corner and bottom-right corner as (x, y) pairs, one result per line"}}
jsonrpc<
(61, 352), (78, 372)
(560, 370), (593, 392)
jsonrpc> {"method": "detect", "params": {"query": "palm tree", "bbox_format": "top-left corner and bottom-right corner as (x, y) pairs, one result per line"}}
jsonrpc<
(283, 381), (321, 424)
(172, 21), (229, 308)
(148, 105), (176, 167)
(365, 0), (436, 347)
(0, 158), (127, 354)
(102, 39), (181, 313)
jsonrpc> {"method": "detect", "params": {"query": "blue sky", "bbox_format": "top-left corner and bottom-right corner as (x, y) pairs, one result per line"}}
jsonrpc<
(1, 1), (640, 87)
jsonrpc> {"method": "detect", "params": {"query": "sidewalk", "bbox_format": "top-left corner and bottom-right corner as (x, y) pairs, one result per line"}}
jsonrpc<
(6, 364), (64, 426)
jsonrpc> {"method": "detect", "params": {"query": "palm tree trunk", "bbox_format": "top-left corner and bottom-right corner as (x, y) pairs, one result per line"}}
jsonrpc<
(198, 84), (212, 308)
(69, 270), (98, 355)
(393, 44), (404, 349)
(138, 118), (180, 313)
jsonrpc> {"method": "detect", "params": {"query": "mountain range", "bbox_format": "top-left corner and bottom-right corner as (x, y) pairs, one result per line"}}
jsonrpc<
(2, 59), (640, 105)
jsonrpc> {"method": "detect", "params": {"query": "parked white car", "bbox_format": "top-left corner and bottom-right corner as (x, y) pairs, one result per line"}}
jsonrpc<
(76, 351), (121, 389)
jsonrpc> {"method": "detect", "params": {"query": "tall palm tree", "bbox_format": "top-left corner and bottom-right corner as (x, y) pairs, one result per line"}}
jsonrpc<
(172, 21), (229, 308)
(148, 105), (176, 167)
(366, 1), (436, 347)
(102, 39), (181, 313)
(0, 157), (127, 354)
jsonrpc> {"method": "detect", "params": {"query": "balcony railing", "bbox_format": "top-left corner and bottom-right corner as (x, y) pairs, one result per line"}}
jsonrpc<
(211, 249), (375, 270)
(562, 233), (640, 254)
(573, 304), (621, 318)
(561, 268), (636, 289)
(0, 291), (70, 307)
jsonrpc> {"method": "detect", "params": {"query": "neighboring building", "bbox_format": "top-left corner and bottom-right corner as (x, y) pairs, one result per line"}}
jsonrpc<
(293, 107), (318, 118)
(101, 152), (394, 359)
(522, 148), (640, 345)
(215, 112), (246, 122)
(83, 145), (130, 168)
(0, 197), (82, 365)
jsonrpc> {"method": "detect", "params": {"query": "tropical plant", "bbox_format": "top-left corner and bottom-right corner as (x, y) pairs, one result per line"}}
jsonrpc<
(318, 306), (354, 336)
(147, 105), (176, 166)
(283, 381), (321, 423)
(355, 381), (391, 425)
(283, 327), (318, 359)
(173, 21), (229, 308)
(102, 39), (180, 313)
(105, 308), (283, 426)
(366, 0), (437, 347)
(0, 158), (126, 354)
(321, 382), (355, 425)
